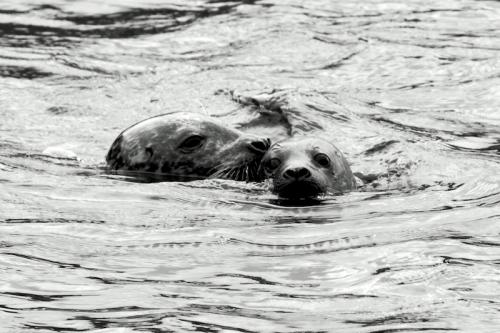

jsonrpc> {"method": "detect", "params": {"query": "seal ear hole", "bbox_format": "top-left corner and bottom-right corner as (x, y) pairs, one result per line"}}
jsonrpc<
(265, 157), (281, 172)
(314, 153), (330, 168)
(178, 135), (205, 153)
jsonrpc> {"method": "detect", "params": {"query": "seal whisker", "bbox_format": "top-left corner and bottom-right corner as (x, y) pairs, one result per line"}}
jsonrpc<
(237, 167), (244, 180)
(234, 167), (240, 181)
(209, 161), (236, 179)
(220, 167), (234, 180)
(221, 168), (231, 180)
(210, 161), (230, 172)
(240, 166), (246, 181)
(211, 168), (227, 179)
(207, 158), (263, 182)
(240, 168), (245, 179)
(229, 167), (238, 180)
(236, 166), (243, 181)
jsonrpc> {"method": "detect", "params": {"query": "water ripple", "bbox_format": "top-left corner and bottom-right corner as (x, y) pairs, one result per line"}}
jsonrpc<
(1, 0), (500, 332)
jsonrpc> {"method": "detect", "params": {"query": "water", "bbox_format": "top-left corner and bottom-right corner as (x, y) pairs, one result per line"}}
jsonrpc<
(1, 0), (499, 332)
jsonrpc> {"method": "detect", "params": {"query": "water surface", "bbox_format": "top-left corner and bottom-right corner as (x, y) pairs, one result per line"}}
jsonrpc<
(1, 0), (499, 332)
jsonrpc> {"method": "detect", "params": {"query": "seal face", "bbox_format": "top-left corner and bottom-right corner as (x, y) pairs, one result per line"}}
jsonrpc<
(259, 137), (356, 199)
(106, 112), (270, 182)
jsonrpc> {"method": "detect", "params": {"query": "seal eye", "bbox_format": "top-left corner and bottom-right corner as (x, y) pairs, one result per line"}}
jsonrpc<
(314, 153), (330, 168)
(265, 158), (281, 172)
(178, 135), (205, 153)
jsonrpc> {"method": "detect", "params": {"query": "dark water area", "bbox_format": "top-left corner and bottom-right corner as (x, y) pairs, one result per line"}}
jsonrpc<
(1, 0), (499, 332)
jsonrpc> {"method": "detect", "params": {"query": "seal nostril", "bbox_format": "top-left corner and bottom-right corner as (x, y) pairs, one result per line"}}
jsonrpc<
(297, 167), (311, 179)
(283, 168), (297, 179)
(248, 139), (270, 153)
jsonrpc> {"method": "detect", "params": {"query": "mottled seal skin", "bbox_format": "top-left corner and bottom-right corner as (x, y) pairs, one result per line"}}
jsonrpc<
(259, 137), (356, 199)
(106, 112), (270, 182)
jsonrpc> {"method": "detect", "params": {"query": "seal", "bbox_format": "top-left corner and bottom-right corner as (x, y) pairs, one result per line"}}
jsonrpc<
(106, 112), (270, 182)
(259, 137), (356, 199)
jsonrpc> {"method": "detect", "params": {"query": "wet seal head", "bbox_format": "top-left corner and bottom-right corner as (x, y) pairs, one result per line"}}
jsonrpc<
(106, 112), (270, 182)
(259, 137), (356, 200)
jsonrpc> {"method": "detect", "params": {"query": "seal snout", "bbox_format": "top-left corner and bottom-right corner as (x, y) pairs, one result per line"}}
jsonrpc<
(275, 178), (323, 200)
(282, 166), (311, 181)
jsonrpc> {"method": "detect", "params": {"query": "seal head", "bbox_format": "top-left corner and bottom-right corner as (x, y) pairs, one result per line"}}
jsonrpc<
(106, 113), (270, 182)
(259, 137), (356, 199)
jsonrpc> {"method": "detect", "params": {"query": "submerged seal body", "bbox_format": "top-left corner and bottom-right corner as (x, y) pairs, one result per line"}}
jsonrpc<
(106, 112), (270, 181)
(259, 137), (356, 199)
